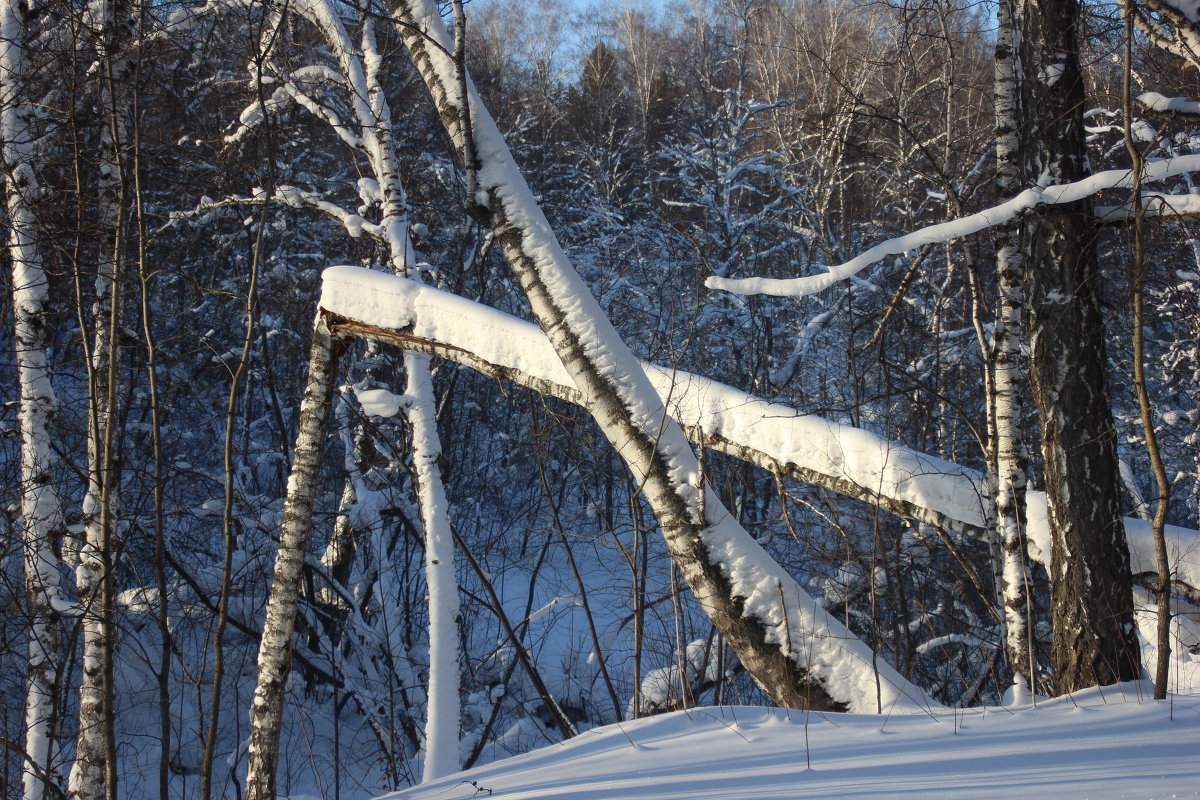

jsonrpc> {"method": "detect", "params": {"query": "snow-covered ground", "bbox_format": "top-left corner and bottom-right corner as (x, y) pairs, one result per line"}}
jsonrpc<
(374, 685), (1199, 800)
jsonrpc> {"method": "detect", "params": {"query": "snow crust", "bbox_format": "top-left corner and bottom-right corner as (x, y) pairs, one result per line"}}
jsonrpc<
(375, 688), (1200, 800)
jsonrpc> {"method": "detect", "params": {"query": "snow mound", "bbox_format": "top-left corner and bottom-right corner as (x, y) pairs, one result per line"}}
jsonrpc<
(375, 687), (1200, 800)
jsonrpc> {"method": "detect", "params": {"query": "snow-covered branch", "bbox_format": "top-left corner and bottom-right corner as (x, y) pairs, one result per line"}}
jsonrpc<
(1136, 91), (1200, 118)
(1096, 192), (1200, 223)
(166, 189), (384, 241)
(321, 268), (990, 533)
(708, 153), (1200, 298)
(320, 267), (1200, 603)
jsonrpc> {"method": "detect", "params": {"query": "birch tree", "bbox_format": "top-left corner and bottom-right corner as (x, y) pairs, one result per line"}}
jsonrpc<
(2, 1), (69, 796)
(708, 0), (1144, 696)
(70, 0), (139, 795)
(234, 1), (463, 790)
(992, 0), (1035, 701)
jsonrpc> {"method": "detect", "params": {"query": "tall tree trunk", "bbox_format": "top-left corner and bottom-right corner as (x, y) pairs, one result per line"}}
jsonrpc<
(1016, 0), (1140, 693)
(71, 2), (133, 794)
(3, 2), (69, 796)
(993, 0), (1035, 701)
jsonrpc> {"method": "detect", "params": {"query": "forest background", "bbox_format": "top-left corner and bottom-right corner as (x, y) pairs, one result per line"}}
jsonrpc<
(2, 0), (1199, 798)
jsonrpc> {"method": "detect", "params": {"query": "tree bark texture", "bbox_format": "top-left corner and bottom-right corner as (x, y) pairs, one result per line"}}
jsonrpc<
(245, 319), (343, 800)
(1016, 0), (1140, 693)
(3, 2), (68, 795)
(993, 0), (1035, 699)
(71, 3), (134, 794)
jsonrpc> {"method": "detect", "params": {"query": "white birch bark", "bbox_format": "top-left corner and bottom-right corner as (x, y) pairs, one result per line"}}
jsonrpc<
(993, 0), (1034, 701)
(404, 351), (461, 780)
(2, 3), (69, 796)
(245, 318), (343, 800)
(71, 1), (132, 796)
(362, 16), (463, 774)
(238, 5), (464, 790)
(386, 0), (928, 714)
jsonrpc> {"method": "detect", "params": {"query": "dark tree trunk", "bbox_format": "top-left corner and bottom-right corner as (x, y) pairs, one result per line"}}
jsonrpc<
(1016, 0), (1141, 693)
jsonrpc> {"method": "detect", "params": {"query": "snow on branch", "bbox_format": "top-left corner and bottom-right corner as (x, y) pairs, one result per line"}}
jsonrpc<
(1096, 192), (1200, 223)
(320, 266), (1200, 598)
(707, 153), (1200, 299)
(1137, 91), (1200, 118)
(165, 189), (381, 241)
(320, 266), (991, 535)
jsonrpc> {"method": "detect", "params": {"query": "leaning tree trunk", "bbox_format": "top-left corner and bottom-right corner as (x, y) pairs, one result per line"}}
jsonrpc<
(245, 319), (344, 800)
(386, 0), (926, 715)
(2, 3), (69, 796)
(1016, 0), (1140, 693)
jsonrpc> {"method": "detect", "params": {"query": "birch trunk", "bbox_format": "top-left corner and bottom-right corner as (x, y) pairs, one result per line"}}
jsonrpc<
(2, 3), (69, 796)
(993, 0), (1034, 701)
(71, 2), (133, 795)
(1016, 0), (1140, 693)
(245, 318), (343, 800)
(364, 14), (462, 776)
(386, 0), (926, 713)
(405, 351), (461, 780)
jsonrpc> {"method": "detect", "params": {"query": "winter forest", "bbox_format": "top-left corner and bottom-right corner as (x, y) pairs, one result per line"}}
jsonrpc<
(3, 0), (1200, 797)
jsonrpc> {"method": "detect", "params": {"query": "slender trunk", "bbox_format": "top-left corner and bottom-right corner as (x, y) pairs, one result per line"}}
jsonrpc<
(1122, 7), (1173, 700)
(200, 174), (265, 800)
(364, 17), (462, 774)
(72, 2), (136, 795)
(3, 3), (69, 796)
(130, 57), (172, 798)
(245, 320), (344, 800)
(994, 0), (1034, 701)
(405, 352), (461, 780)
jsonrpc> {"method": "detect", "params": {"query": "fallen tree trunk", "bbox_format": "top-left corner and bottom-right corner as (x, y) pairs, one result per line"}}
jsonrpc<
(318, 268), (1200, 614)
(320, 268), (991, 539)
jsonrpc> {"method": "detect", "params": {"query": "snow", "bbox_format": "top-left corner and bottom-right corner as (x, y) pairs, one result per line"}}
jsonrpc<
(320, 265), (1200, 599)
(1024, 490), (1200, 591)
(1095, 192), (1200, 222)
(1164, 0), (1200, 23)
(319, 267), (991, 535)
(354, 387), (406, 417)
(374, 687), (1200, 800)
(708, 153), (1200, 298)
(322, 0), (935, 704)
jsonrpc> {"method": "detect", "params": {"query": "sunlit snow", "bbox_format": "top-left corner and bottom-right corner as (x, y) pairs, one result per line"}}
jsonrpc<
(375, 686), (1200, 800)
